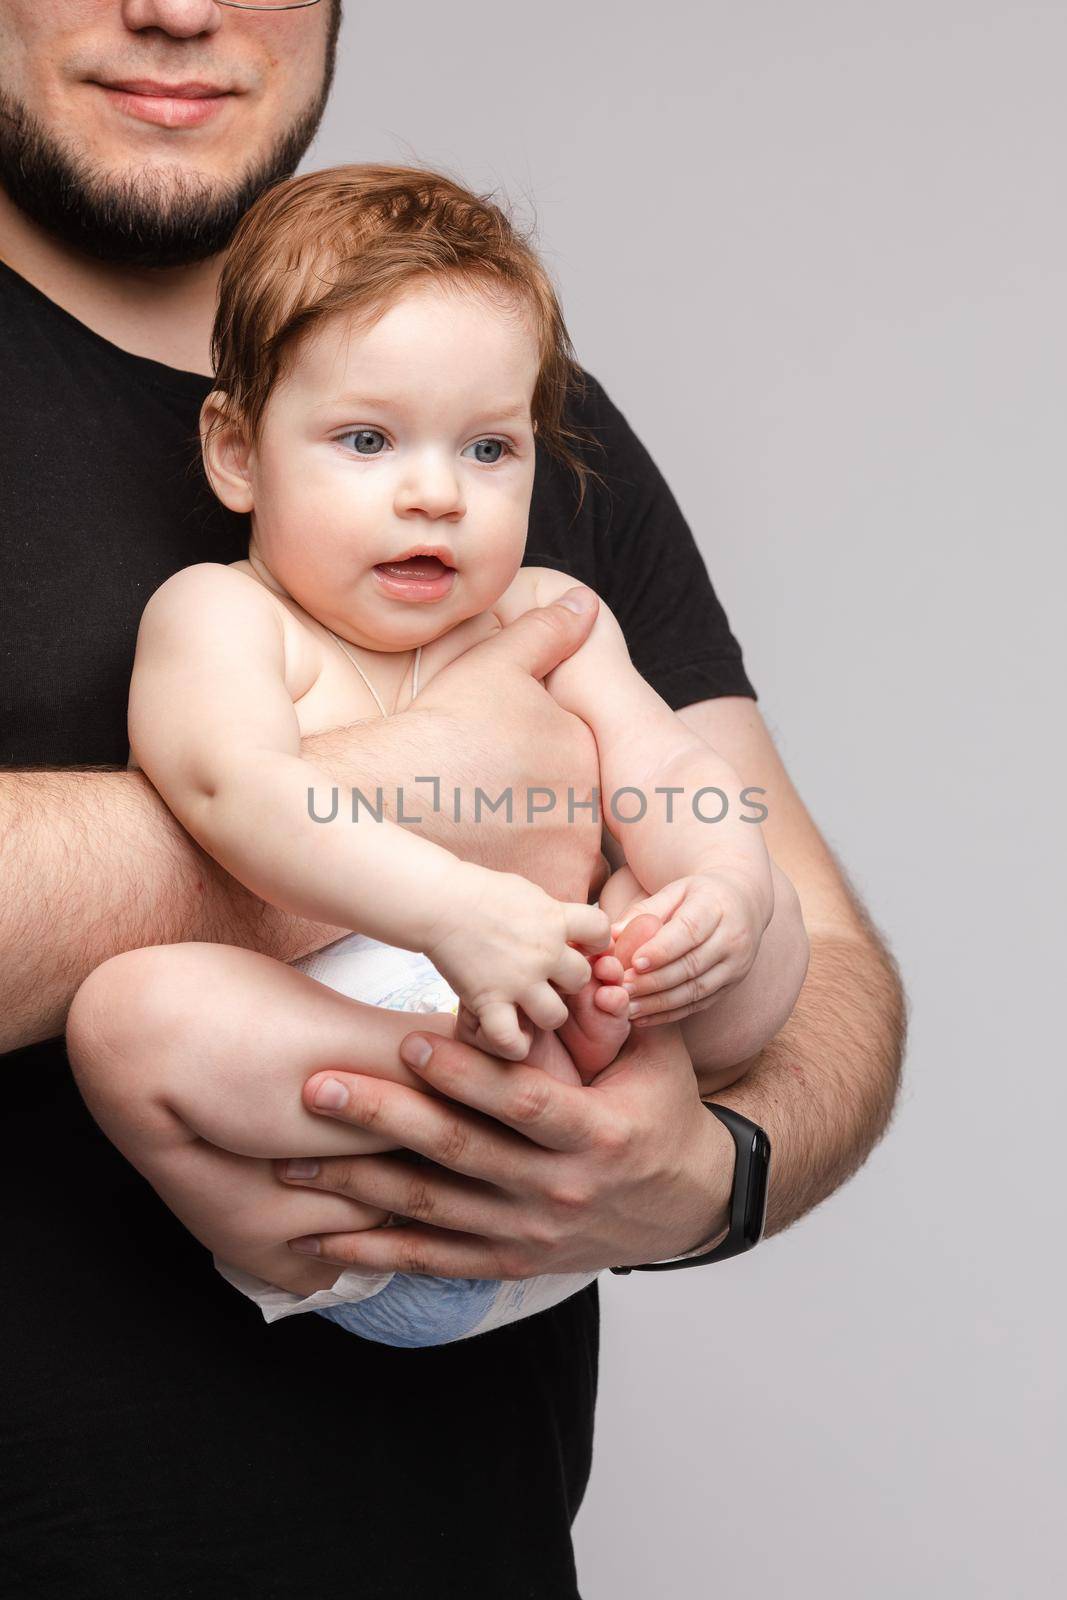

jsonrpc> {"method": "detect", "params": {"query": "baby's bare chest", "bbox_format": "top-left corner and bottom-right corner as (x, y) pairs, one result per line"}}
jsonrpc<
(288, 610), (504, 738)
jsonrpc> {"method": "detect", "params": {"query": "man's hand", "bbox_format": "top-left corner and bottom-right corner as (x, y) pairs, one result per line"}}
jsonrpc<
(278, 1023), (735, 1278)
(305, 585), (607, 906)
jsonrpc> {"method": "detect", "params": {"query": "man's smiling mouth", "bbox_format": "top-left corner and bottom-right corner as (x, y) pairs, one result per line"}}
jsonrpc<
(93, 78), (238, 130)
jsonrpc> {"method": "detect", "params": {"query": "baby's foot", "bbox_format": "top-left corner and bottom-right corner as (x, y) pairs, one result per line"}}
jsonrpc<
(548, 963), (630, 1083)
(542, 908), (662, 1081)
(552, 911), (664, 1081)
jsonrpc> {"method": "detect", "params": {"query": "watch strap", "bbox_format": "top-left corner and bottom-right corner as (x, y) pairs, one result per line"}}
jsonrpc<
(610, 1103), (771, 1273)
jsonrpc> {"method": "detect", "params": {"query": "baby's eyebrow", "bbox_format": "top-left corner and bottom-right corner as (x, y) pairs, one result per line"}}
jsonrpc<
(484, 404), (532, 423)
(317, 395), (531, 423)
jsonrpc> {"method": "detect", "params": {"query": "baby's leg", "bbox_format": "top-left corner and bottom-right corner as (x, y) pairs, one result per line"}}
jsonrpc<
(66, 942), (457, 1295)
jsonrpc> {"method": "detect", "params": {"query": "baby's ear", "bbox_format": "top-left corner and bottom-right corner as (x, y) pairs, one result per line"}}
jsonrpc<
(200, 390), (255, 514)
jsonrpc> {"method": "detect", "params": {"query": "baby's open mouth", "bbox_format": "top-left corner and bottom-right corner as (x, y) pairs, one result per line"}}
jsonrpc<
(374, 556), (454, 580)
(372, 555), (457, 602)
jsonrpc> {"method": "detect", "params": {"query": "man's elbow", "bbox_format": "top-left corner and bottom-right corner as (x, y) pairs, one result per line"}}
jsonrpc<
(813, 917), (908, 1147)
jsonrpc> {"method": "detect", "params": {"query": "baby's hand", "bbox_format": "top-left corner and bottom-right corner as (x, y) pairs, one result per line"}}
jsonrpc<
(611, 871), (770, 1027)
(425, 864), (611, 1061)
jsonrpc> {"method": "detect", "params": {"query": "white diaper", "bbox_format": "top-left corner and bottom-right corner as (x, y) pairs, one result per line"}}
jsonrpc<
(215, 932), (598, 1346)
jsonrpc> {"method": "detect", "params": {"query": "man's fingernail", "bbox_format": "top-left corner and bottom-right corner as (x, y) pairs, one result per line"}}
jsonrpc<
(634, 956), (650, 971)
(558, 586), (594, 614)
(312, 1077), (349, 1111)
(400, 1034), (433, 1069)
(283, 1159), (320, 1181)
(628, 1001), (643, 1017)
(289, 1236), (321, 1256)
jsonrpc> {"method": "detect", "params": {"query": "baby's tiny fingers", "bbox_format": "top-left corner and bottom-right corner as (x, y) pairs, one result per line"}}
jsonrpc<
(565, 902), (612, 953)
(477, 1002), (530, 1062)
(623, 933), (724, 998)
(550, 944), (592, 995)
(628, 965), (731, 1020)
(522, 982), (570, 1032)
(632, 997), (720, 1028)
(613, 912), (662, 974)
(626, 905), (722, 974)
(611, 880), (687, 936)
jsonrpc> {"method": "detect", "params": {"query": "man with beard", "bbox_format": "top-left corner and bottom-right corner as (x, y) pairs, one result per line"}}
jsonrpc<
(0, 4), (905, 1597)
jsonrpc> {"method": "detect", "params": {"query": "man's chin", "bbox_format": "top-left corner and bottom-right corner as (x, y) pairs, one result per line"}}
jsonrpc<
(0, 88), (326, 269)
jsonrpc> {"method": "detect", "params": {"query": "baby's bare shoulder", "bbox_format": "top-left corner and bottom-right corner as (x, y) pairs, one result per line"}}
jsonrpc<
(143, 560), (279, 626)
(492, 565), (597, 625)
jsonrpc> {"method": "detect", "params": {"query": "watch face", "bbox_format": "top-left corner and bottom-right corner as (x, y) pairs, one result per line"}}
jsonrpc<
(743, 1129), (771, 1245)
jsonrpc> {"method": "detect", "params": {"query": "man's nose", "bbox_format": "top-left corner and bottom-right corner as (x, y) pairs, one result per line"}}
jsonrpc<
(394, 452), (466, 522)
(120, 0), (223, 39)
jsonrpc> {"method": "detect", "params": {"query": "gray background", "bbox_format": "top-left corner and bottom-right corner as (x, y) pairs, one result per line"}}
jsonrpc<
(311, 3), (1064, 1594)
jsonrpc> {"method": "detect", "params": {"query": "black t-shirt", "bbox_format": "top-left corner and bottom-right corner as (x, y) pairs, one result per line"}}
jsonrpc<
(0, 259), (755, 1599)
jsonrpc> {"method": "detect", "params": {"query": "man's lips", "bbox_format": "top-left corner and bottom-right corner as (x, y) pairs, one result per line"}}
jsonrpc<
(373, 555), (457, 603)
(95, 79), (236, 130)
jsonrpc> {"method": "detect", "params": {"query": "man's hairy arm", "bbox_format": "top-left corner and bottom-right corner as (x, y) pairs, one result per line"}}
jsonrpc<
(0, 766), (337, 1053)
(0, 591), (602, 1054)
(674, 697), (906, 1235)
(711, 892), (904, 1237)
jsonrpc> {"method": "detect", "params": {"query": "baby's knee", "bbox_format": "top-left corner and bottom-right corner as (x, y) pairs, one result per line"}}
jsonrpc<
(66, 944), (211, 1135)
(597, 863), (645, 921)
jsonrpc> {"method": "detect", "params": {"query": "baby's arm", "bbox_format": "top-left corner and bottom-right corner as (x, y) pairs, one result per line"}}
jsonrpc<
(129, 564), (607, 1057)
(523, 569), (808, 1059)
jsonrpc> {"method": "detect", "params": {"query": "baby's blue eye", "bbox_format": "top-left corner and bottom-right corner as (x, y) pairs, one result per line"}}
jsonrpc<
(463, 438), (507, 464)
(342, 428), (387, 455)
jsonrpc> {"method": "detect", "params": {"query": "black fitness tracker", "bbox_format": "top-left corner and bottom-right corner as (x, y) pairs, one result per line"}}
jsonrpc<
(610, 1103), (771, 1273)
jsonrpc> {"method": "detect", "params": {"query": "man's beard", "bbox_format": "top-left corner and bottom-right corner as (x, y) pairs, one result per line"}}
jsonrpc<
(0, 19), (339, 269)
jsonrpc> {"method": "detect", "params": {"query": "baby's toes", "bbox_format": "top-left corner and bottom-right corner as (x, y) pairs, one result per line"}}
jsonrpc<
(592, 984), (631, 1018)
(593, 953), (625, 984)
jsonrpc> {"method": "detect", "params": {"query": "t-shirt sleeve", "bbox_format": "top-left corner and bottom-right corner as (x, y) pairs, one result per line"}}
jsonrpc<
(573, 371), (757, 709)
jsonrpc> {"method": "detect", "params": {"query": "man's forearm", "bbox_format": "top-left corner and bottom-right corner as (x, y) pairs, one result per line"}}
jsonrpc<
(705, 916), (906, 1238)
(1, 601), (602, 1054)
(0, 769), (343, 1052)
(0, 709), (588, 1052)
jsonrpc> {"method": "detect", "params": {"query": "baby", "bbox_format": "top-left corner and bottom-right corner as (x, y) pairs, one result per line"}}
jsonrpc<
(68, 165), (809, 1347)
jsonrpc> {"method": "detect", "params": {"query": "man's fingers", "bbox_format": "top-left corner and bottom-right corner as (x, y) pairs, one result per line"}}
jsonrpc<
(398, 1032), (599, 1152)
(290, 1221), (524, 1281)
(301, 1071), (538, 1185)
(480, 585), (599, 678)
(283, 1151), (513, 1239)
